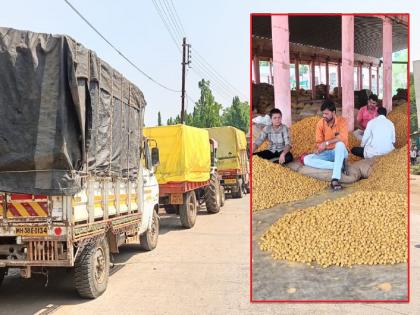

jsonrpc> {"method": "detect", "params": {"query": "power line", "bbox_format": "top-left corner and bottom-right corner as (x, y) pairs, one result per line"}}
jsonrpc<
(153, 0), (182, 49)
(161, 0), (184, 39)
(192, 48), (247, 99)
(191, 53), (242, 99)
(151, 0), (244, 102)
(190, 65), (234, 101)
(169, 0), (186, 36)
(161, 1), (246, 99)
(64, 0), (180, 93)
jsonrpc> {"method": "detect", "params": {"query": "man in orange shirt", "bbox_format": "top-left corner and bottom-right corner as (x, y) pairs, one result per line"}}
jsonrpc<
(303, 100), (349, 190)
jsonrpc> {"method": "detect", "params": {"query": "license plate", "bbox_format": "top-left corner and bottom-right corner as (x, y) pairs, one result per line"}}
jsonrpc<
(15, 226), (48, 236)
(224, 179), (237, 184)
(170, 193), (183, 205)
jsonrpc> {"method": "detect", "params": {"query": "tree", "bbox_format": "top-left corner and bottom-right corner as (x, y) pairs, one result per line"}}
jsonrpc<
(222, 96), (250, 133)
(190, 79), (223, 128)
(158, 111), (162, 126)
(167, 117), (174, 125)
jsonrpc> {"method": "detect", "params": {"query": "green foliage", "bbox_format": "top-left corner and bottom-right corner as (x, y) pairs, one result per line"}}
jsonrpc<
(392, 49), (408, 96)
(158, 111), (162, 126)
(191, 79), (223, 128)
(410, 72), (417, 132)
(222, 96), (250, 133)
(166, 79), (249, 133)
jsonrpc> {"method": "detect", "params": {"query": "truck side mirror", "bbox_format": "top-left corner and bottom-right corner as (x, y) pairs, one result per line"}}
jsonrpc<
(151, 147), (160, 166)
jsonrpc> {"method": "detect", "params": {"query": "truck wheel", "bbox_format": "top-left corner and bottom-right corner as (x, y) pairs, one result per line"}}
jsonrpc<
(74, 238), (110, 299)
(205, 174), (221, 214)
(164, 205), (178, 214)
(179, 191), (197, 228)
(0, 267), (7, 286)
(220, 186), (225, 207)
(140, 210), (159, 251)
(232, 178), (243, 198)
(244, 175), (250, 194)
(245, 182), (250, 194)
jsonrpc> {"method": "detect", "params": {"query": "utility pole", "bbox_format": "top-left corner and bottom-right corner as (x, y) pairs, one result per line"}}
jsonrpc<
(181, 37), (191, 123)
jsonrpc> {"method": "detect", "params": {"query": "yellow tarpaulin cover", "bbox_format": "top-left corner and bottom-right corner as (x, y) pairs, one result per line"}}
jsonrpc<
(144, 125), (210, 184)
(207, 126), (247, 171)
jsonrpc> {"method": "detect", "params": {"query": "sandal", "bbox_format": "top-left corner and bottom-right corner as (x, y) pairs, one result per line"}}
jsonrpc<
(330, 179), (342, 191)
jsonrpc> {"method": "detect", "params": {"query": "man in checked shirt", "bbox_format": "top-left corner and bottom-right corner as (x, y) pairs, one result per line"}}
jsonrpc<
(252, 108), (293, 165)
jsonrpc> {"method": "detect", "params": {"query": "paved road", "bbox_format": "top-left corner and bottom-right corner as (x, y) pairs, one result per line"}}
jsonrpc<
(0, 196), (252, 315)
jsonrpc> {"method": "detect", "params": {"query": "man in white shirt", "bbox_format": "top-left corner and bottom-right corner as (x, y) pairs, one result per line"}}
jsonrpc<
(351, 107), (395, 159)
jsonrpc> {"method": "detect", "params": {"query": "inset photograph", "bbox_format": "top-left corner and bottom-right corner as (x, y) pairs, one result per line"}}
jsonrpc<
(251, 14), (409, 301)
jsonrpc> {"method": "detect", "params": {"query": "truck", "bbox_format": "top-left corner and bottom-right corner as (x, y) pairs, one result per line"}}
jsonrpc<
(0, 27), (160, 298)
(144, 125), (224, 228)
(207, 127), (250, 198)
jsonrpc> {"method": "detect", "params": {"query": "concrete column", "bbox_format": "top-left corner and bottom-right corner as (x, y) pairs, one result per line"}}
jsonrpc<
(271, 15), (292, 126)
(295, 57), (300, 90)
(377, 66), (380, 95)
(338, 60), (342, 99)
(368, 64), (372, 91)
(342, 16), (355, 131)
(311, 57), (316, 99)
(383, 17), (393, 111)
(269, 58), (274, 85)
(295, 57), (300, 104)
(253, 56), (260, 84)
(326, 59), (330, 98)
(358, 63), (363, 90)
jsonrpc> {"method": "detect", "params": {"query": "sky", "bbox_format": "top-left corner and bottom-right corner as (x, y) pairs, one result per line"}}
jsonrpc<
(0, 0), (418, 126)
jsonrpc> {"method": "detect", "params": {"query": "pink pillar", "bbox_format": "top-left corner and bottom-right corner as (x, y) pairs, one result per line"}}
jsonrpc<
(377, 66), (380, 95)
(358, 63), (363, 90)
(338, 60), (342, 99)
(383, 17), (393, 111)
(271, 15), (292, 127)
(269, 58), (274, 85)
(368, 64), (372, 91)
(342, 16), (355, 131)
(326, 59), (330, 98)
(253, 56), (260, 84)
(311, 57), (316, 99)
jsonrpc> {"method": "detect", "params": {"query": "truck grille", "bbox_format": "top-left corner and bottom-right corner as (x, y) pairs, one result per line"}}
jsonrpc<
(28, 240), (62, 261)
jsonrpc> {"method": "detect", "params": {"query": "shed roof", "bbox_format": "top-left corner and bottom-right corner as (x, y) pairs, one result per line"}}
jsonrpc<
(252, 15), (408, 59)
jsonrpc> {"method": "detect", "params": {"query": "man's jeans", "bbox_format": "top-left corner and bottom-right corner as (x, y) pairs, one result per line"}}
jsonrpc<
(303, 142), (348, 180)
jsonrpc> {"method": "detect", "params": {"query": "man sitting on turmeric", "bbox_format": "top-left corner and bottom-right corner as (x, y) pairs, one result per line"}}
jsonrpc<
(303, 100), (349, 191)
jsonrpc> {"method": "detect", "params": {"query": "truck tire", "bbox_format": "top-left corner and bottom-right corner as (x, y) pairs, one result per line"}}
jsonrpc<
(245, 182), (250, 194)
(74, 238), (110, 299)
(244, 175), (250, 194)
(232, 178), (243, 199)
(179, 191), (197, 228)
(164, 205), (178, 214)
(220, 186), (225, 207)
(205, 174), (221, 214)
(140, 210), (159, 251)
(0, 267), (7, 286)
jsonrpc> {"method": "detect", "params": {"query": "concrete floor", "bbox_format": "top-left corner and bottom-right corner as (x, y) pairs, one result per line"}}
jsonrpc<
(252, 187), (408, 301)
